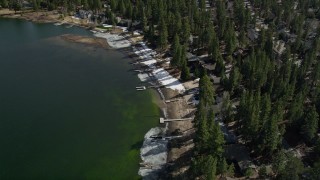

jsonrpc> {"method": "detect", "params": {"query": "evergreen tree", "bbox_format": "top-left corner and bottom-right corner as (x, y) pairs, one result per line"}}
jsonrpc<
(182, 18), (191, 44)
(142, 9), (148, 33)
(180, 45), (191, 81)
(272, 150), (287, 175)
(301, 105), (319, 141)
(32, 0), (39, 11)
(217, 158), (228, 177)
(214, 56), (225, 76)
(208, 110), (225, 156)
(82, 0), (89, 10)
(199, 74), (215, 107)
(171, 34), (181, 67)
(93, 0), (102, 12)
(261, 113), (280, 153)
(118, 0), (126, 15)
(12, 0), (21, 12)
(208, 30), (220, 63)
(205, 155), (217, 180)
(228, 66), (241, 94)
(227, 163), (235, 177)
(181, 63), (191, 81)
(174, 12), (182, 36)
(309, 161), (320, 180)
(259, 165), (268, 178)
(157, 19), (168, 50)
(194, 102), (209, 152)
(0, 0), (9, 8)
(277, 154), (304, 180)
(110, 0), (117, 10)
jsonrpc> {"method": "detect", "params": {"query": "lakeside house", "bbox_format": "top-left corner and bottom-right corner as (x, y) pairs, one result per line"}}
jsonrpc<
(77, 10), (93, 19)
(247, 28), (259, 42)
(225, 144), (257, 176)
(22, 0), (31, 8)
(273, 40), (286, 56)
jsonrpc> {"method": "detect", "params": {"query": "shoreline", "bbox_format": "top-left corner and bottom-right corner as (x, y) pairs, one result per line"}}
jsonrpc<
(0, 9), (94, 29)
(90, 30), (196, 179)
(1, 14), (196, 179)
(122, 40), (196, 179)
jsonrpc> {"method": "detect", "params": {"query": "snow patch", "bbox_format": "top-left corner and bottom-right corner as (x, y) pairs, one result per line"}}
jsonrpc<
(138, 127), (168, 179)
(137, 73), (150, 82)
(152, 68), (185, 92)
(93, 33), (131, 49)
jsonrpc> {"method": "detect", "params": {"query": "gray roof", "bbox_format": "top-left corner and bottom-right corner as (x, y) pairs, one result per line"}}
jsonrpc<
(187, 52), (200, 62)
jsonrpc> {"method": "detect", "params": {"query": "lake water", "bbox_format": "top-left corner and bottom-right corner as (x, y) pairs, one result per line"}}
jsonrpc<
(0, 18), (159, 179)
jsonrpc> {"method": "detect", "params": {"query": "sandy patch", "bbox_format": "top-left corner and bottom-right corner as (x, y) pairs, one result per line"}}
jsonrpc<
(0, 9), (17, 15)
(60, 34), (110, 49)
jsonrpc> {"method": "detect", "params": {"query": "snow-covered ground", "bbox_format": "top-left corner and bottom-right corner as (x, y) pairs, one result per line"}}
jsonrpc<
(130, 41), (186, 179)
(133, 42), (185, 92)
(137, 73), (150, 82)
(93, 32), (131, 48)
(138, 127), (168, 179)
(152, 68), (185, 92)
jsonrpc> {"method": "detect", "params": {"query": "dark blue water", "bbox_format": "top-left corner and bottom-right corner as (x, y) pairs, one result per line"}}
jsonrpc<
(0, 18), (158, 179)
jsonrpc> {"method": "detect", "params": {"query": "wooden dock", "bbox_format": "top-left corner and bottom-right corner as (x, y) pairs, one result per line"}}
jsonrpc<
(160, 117), (194, 123)
(136, 86), (146, 91)
(165, 98), (180, 103)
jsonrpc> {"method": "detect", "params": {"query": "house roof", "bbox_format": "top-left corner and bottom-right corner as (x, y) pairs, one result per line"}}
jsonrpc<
(187, 52), (200, 62)
(247, 28), (259, 41)
(225, 144), (254, 171)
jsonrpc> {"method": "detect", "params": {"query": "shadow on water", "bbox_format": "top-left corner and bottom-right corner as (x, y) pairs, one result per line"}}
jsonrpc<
(131, 140), (144, 150)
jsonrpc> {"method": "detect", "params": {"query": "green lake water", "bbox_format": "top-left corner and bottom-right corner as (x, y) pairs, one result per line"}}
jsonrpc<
(0, 18), (159, 179)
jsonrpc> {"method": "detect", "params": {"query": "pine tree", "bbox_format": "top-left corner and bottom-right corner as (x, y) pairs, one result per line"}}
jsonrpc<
(199, 74), (215, 107)
(217, 158), (228, 177)
(208, 30), (220, 63)
(205, 155), (217, 180)
(0, 0), (8, 8)
(174, 46), (182, 67)
(262, 113), (280, 153)
(227, 163), (235, 177)
(181, 63), (191, 81)
(180, 46), (191, 81)
(110, 0), (117, 10)
(214, 56), (225, 76)
(260, 94), (271, 126)
(259, 165), (268, 178)
(272, 150), (286, 175)
(207, 110), (225, 155)
(216, 0), (227, 38)
(119, 0), (126, 15)
(32, 0), (39, 11)
(126, 3), (133, 19)
(194, 102), (209, 152)
(171, 34), (181, 67)
(157, 19), (168, 50)
(278, 154), (304, 180)
(82, 0), (89, 10)
(174, 12), (182, 36)
(301, 105), (319, 141)
(228, 66), (241, 94)
(142, 9), (148, 32)
(182, 18), (191, 44)
(288, 92), (304, 127)
(93, 0), (102, 12)
(309, 161), (320, 180)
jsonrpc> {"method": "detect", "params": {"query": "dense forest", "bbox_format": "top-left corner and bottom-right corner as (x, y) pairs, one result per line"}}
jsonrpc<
(2, 0), (320, 179)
